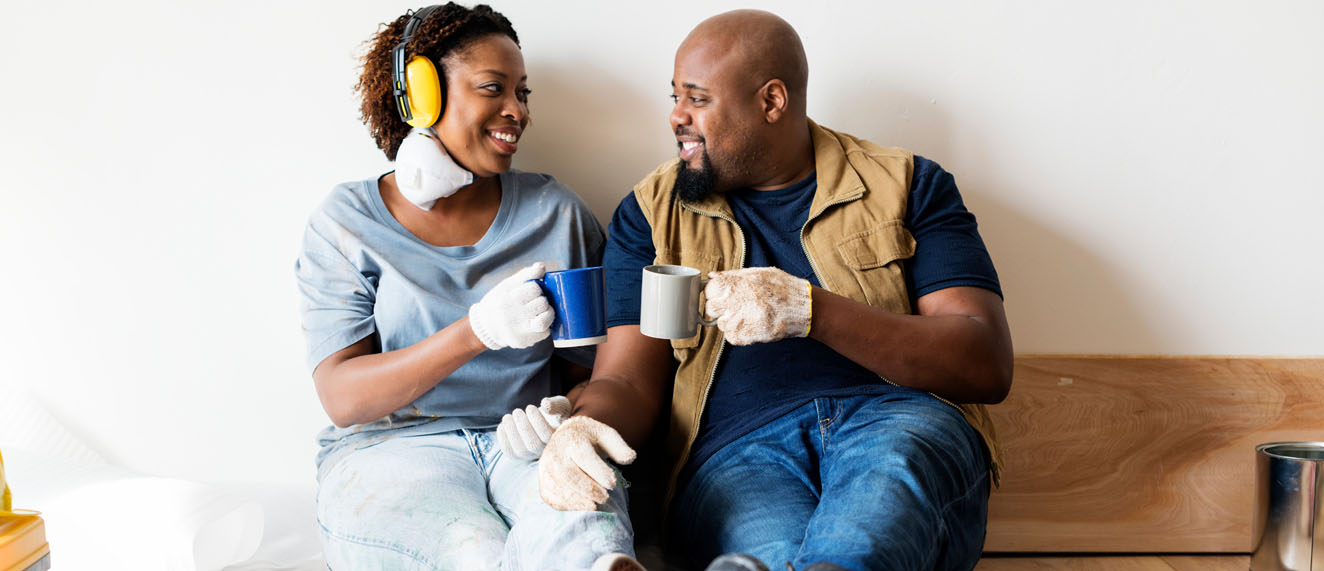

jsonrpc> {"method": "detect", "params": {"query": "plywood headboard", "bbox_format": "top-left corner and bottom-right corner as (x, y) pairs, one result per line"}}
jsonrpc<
(984, 356), (1324, 552)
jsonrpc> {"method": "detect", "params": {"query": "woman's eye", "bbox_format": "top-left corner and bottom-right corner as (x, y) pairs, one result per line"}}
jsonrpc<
(518, 88), (532, 101)
(481, 83), (501, 94)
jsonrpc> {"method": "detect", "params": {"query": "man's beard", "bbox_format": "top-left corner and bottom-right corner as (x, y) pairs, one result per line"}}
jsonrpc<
(674, 150), (717, 203)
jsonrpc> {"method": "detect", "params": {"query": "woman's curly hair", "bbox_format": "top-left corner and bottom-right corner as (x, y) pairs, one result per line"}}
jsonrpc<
(356, 3), (520, 161)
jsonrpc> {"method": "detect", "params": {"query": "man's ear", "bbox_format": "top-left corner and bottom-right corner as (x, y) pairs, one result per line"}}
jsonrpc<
(760, 79), (789, 124)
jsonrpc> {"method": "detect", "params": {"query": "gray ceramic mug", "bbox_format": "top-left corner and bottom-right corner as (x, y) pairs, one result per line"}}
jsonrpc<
(640, 264), (717, 339)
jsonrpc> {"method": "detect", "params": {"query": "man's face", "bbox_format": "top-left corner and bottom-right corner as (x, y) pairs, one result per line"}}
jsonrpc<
(669, 40), (763, 201)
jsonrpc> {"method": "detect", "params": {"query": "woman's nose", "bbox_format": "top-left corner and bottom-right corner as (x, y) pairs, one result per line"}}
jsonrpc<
(502, 95), (526, 122)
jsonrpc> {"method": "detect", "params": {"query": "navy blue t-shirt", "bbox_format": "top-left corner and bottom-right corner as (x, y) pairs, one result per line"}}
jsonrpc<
(603, 156), (1001, 480)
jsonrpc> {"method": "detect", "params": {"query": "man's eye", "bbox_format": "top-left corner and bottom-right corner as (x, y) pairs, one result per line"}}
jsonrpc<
(669, 94), (680, 103)
(690, 97), (706, 104)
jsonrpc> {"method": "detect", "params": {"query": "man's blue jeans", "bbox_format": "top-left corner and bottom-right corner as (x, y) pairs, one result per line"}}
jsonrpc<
(670, 390), (990, 570)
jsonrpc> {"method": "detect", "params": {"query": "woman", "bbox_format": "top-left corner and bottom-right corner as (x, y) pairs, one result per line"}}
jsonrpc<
(294, 4), (634, 568)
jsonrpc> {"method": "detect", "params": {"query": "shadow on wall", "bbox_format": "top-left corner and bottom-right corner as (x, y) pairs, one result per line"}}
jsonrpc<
(973, 192), (1160, 353)
(513, 60), (675, 224)
(821, 87), (1159, 353)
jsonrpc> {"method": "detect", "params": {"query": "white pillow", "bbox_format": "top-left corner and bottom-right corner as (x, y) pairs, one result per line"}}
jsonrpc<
(49, 474), (263, 570)
(220, 481), (325, 571)
(0, 388), (265, 571)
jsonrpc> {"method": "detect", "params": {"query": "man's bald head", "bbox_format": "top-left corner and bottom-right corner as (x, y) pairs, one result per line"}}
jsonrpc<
(679, 10), (809, 113)
(669, 10), (816, 198)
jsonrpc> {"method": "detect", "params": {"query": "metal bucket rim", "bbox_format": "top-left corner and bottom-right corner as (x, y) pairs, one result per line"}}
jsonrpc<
(1256, 441), (1324, 461)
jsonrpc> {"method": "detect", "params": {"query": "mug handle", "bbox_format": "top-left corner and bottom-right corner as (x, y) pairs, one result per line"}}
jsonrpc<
(698, 277), (717, 327)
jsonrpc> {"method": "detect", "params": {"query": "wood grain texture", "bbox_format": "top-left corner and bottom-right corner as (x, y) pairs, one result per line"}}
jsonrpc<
(974, 554), (1250, 570)
(984, 356), (1324, 553)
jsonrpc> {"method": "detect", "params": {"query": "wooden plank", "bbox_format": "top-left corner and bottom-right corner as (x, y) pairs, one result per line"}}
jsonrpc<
(974, 554), (1250, 571)
(984, 356), (1324, 552)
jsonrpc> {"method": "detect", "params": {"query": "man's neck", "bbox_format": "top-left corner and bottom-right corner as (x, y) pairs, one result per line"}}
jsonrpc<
(750, 120), (815, 191)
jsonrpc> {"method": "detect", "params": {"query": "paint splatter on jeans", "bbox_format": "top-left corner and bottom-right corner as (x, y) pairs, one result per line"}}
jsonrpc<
(317, 428), (634, 570)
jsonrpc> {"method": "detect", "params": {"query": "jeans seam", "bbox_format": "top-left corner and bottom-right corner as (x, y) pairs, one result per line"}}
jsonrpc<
(818, 401), (831, 447)
(933, 467), (989, 561)
(318, 517), (440, 570)
(817, 398), (845, 449)
(459, 428), (481, 467)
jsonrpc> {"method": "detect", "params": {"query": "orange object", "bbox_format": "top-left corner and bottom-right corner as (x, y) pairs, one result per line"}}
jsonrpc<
(0, 514), (49, 571)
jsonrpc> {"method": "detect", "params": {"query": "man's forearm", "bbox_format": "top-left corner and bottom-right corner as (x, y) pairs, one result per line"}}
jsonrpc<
(571, 376), (664, 447)
(808, 286), (1013, 404)
(568, 325), (677, 448)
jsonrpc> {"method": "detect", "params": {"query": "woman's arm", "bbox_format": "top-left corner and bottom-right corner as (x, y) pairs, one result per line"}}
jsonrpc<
(312, 260), (552, 427)
(312, 317), (487, 427)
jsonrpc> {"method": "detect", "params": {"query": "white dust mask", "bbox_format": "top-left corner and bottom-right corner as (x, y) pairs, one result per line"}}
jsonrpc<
(393, 127), (474, 210)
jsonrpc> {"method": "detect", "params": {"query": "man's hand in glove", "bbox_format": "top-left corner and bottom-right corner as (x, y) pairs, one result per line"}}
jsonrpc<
(705, 266), (812, 346)
(469, 262), (554, 350)
(497, 396), (572, 461)
(538, 416), (636, 511)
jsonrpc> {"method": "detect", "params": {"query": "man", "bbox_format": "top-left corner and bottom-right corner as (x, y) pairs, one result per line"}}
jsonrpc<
(534, 9), (1012, 571)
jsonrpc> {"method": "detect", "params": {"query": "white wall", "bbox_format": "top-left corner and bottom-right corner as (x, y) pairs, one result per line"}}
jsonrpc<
(2, 1), (1321, 484)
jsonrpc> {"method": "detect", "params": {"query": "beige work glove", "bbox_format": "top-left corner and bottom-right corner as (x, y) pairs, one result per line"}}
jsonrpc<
(538, 416), (636, 511)
(496, 396), (572, 461)
(705, 267), (812, 346)
(469, 262), (554, 350)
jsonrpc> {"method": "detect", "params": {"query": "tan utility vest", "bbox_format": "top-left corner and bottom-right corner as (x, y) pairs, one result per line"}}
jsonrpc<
(631, 120), (1003, 502)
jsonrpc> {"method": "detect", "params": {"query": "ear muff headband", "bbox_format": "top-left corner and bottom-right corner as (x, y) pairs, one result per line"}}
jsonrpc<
(392, 6), (443, 128)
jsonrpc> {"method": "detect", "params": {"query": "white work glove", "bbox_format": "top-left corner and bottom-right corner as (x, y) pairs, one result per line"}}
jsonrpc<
(538, 416), (637, 511)
(497, 396), (573, 460)
(469, 262), (554, 350)
(705, 267), (812, 346)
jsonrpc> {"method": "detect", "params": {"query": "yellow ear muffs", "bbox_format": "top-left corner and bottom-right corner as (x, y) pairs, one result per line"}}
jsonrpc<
(403, 55), (442, 128)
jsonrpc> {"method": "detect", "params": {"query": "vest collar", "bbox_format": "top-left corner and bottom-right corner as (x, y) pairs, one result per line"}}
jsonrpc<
(807, 118), (867, 219)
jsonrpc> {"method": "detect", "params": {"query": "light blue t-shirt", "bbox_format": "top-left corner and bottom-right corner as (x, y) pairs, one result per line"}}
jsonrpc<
(295, 170), (604, 465)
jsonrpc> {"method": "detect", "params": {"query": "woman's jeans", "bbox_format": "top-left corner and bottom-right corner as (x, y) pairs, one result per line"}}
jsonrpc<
(671, 390), (990, 571)
(317, 428), (634, 570)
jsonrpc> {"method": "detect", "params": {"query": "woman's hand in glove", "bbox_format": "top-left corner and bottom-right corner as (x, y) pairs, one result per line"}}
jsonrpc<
(705, 266), (812, 346)
(497, 396), (572, 461)
(468, 262), (554, 350)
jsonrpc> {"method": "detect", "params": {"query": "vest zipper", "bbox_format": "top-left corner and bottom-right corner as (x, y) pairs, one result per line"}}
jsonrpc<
(798, 191), (863, 287)
(667, 204), (746, 506)
(691, 208), (745, 449)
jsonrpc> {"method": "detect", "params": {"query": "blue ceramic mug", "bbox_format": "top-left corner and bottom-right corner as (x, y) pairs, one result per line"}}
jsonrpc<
(535, 266), (607, 347)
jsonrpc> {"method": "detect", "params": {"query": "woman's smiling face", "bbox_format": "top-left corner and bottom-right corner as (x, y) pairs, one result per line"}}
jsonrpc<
(433, 34), (530, 178)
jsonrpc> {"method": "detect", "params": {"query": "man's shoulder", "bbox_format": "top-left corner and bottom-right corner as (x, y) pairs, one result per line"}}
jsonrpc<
(817, 124), (913, 160)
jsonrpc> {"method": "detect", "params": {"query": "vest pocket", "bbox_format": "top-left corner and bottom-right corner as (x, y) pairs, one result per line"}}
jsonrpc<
(833, 220), (916, 311)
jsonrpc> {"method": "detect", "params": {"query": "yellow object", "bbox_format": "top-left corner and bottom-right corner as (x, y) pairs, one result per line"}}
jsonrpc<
(0, 514), (49, 571)
(1, 450), (50, 571)
(1, 449), (10, 512)
(403, 55), (442, 128)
